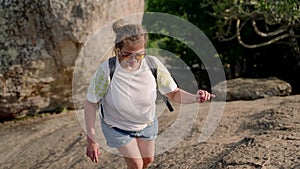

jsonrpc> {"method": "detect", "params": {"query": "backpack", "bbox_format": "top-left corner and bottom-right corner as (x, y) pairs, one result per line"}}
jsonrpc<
(107, 56), (175, 112)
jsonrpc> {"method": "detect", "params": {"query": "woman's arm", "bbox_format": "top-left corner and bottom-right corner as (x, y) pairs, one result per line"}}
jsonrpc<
(84, 100), (101, 163)
(84, 100), (98, 140)
(165, 88), (215, 104)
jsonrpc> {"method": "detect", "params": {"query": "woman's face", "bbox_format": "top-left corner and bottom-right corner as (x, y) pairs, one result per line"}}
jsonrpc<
(118, 39), (145, 71)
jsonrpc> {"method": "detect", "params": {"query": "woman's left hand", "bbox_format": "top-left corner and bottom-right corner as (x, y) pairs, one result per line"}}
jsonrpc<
(195, 90), (215, 103)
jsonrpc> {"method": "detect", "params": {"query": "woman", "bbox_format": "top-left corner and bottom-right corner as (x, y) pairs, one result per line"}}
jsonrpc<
(84, 19), (215, 169)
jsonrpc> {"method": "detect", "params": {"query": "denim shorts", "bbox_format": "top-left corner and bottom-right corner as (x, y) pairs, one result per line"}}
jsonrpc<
(100, 117), (158, 148)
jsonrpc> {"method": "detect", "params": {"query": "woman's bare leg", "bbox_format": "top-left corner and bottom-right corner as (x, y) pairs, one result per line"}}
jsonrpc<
(137, 138), (155, 168)
(117, 138), (155, 169)
(117, 138), (143, 169)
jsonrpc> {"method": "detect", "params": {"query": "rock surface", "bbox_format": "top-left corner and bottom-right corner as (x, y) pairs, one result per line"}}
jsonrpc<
(0, 0), (144, 120)
(1, 95), (299, 169)
(213, 77), (292, 101)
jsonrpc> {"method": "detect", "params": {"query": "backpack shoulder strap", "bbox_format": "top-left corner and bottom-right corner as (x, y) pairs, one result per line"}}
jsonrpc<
(145, 56), (157, 79)
(100, 56), (117, 117)
(145, 56), (174, 112)
(108, 56), (117, 80)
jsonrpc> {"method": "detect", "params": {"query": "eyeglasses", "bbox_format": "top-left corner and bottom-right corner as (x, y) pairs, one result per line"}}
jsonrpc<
(120, 52), (145, 61)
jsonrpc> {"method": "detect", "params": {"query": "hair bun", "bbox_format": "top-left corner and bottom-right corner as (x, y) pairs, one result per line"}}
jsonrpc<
(112, 19), (126, 33)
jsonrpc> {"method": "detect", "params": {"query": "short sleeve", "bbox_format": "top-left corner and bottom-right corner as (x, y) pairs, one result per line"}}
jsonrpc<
(86, 65), (110, 103)
(151, 56), (178, 94)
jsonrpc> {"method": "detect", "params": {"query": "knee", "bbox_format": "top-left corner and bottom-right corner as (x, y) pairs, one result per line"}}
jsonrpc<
(143, 156), (154, 168)
(125, 158), (143, 169)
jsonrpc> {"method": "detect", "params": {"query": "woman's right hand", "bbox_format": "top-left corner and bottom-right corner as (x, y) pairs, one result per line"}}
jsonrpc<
(86, 139), (101, 163)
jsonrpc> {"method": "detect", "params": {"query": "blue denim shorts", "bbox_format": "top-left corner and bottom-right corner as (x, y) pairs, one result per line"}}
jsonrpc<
(100, 117), (158, 148)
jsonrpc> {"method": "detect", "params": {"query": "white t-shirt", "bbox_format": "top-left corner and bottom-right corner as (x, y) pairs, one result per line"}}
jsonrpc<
(86, 55), (177, 131)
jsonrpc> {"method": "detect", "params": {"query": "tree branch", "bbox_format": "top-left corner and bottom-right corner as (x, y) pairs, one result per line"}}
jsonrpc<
(217, 33), (236, 41)
(236, 19), (290, 48)
(217, 19), (237, 41)
(252, 20), (288, 37)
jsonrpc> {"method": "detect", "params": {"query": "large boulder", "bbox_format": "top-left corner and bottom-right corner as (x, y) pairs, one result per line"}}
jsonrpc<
(213, 77), (292, 101)
(0, 0), (144, 120)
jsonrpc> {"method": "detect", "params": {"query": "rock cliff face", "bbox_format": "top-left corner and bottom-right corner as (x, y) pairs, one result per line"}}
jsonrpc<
(0, 0), (144, 120)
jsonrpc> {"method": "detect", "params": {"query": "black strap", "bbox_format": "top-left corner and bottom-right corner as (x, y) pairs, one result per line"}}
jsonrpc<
(108, 57), (116, 81)
(99, 57), (116, 114)
(145, 56), (174, 112)
(100, 104), (104, 118)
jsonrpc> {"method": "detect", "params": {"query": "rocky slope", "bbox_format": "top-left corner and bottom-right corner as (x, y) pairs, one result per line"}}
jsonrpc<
(1, 95), (299, 169)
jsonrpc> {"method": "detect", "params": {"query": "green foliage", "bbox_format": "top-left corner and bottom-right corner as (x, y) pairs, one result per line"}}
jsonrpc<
(209, 0), (300, 32)
(205, 0), (300, 78)
(258, 0), (300, 24)
(145, 0), (216, 67)
(146, 0), (300, 93)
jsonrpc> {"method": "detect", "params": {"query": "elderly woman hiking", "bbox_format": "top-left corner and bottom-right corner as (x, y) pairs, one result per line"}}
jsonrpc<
(84, 19), (215, 169)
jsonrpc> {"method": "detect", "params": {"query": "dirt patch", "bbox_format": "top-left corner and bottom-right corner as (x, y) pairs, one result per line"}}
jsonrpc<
(0, 95), (300, 169)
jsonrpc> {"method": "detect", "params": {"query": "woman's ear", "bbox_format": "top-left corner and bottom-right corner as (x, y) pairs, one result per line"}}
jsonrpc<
(116, 48), (124, 62)
(116, 48), (121, 56)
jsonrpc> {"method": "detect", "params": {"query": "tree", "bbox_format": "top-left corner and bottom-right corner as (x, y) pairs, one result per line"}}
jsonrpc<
(145, 0), (218, 89)
(146, 0), (300, 93)
(207, 0), (300, 62)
